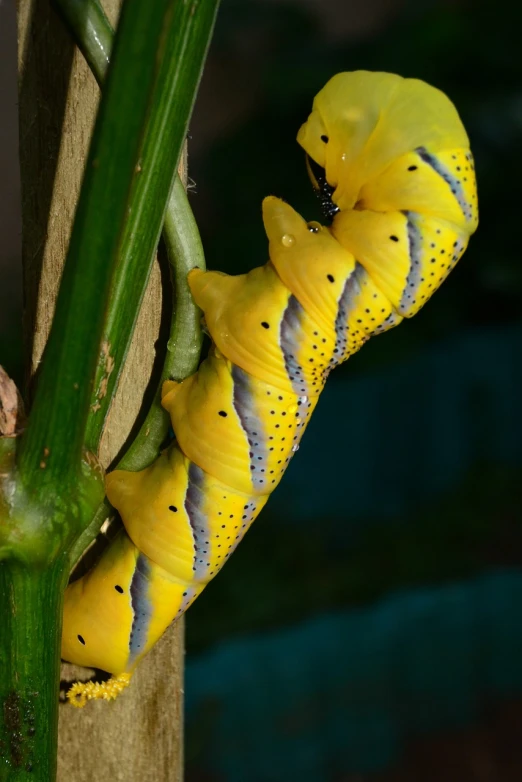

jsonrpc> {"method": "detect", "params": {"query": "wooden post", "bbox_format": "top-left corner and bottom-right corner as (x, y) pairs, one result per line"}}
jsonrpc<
(17, 1), (184, 779)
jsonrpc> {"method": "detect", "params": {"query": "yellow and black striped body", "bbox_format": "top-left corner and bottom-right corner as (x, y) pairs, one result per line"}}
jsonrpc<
(61, 199), (402, 674)
(297, 71), (478, 317)
(61, 71), (478, 680)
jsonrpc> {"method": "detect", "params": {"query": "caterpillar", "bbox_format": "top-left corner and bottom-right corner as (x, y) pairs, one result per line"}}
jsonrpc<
(61, 71), (478, 706)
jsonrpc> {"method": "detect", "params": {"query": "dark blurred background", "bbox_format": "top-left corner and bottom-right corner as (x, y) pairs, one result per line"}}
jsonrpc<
(2, 0), (522, 779)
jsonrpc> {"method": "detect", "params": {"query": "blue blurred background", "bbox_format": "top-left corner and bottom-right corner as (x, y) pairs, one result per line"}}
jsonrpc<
(2, 0), (522, 779)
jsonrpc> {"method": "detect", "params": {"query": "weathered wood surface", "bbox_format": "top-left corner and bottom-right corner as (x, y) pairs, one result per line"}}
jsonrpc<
(17, 1), (183, 778)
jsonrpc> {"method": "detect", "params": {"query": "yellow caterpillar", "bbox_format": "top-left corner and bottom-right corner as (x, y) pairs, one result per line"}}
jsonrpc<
(61, 72), (478, 706)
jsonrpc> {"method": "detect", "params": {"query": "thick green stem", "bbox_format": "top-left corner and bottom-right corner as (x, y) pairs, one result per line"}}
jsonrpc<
(17, 0), (179, 495)
(2, 0), (200, 776)
(60, 0), (209, 567)
(0, 558), (69, 781)
(58, 0), (219, 455)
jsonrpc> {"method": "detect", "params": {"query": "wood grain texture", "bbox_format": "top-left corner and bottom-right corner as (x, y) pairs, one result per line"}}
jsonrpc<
(17, 1), (184, 778)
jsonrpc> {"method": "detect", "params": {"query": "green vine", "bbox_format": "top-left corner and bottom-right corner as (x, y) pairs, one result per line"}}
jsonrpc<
(56, 0), (209, 566)
(0, 0), (219, 777)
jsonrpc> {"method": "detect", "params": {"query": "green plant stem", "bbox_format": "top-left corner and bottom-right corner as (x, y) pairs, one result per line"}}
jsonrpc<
(57, 0), (207, 467)
(53, 0), (218, 456)
(59, 0), (209, 567)
(2, 1), (202, 777)
(17, 0), (179, 494)
(53, 0), (113, 85)
(119, 175), (206, 471)
(0, 557), (69, 781)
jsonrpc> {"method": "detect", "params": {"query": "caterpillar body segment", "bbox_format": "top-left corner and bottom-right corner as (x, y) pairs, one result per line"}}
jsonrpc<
(162, 347), (320, 496)
(331, 209), (470, 318)
(185, 264), (303, 398)
(61, 72), (478, 701)
(355, 147), (477, 228)
(62, 526), (194, 674)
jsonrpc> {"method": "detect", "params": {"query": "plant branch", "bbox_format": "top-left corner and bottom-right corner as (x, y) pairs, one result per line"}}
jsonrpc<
(16, 0), (182, 494)
(119, 175), (206, 471)
(54, 0), (217, 456)
(53, 0), (113, 87)
(58, 0), (209, 567)
(2, 0), (218, 776)
(0, 558), (69, 781)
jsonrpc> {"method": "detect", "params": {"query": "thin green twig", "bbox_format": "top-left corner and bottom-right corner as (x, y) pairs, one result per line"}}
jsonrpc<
(54, 0), (113, 85)
(68, 176), (206, 567)
(120, 175), (206, 471)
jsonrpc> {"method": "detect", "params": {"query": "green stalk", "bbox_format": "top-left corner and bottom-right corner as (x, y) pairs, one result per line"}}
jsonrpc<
(119, 176), (206, 471)
(58, 0), (209, 567)
(53, 0), (113, 85)
(62, 0), (208, 396)
(0, 435), (104, 780)
(1, 0), (214, 777)
(53, 0), (218, 456)
(0, 558), (69, 781)
(17, 0), (180, 494)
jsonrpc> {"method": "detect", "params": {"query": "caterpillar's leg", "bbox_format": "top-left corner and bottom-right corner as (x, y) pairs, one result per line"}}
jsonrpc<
(66, 674), (132, 709)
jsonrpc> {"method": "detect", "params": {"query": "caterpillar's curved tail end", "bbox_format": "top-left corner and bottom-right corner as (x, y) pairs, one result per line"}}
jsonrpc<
(66, 673), (132, 708)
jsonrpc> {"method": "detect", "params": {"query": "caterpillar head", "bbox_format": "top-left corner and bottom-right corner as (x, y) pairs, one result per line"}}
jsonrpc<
(297, 71), (470, 218)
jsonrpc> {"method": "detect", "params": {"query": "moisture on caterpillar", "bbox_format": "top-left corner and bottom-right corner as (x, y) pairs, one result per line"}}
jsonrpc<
(62, 71), (478, 706)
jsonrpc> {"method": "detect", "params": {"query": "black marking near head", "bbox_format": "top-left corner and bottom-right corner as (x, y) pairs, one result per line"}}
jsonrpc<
(129, 554), (153, 664)
(305, 155), (339, 222)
